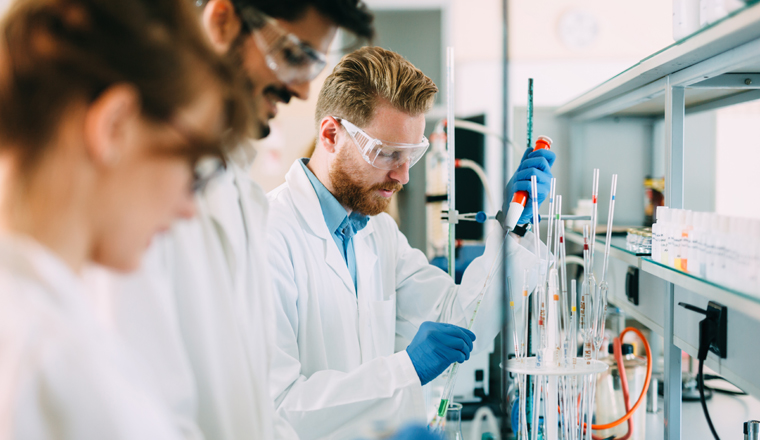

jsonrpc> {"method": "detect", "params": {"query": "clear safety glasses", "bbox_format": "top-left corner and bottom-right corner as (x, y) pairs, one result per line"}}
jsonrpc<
(338, 118), (430, 171)
(236, 4), (327, 85)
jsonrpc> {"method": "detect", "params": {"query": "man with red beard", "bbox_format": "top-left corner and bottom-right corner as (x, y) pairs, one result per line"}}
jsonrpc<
(267, 46), (555, 439)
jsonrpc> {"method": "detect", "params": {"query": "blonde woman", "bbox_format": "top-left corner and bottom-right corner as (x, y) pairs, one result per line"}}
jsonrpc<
(0, 0), (249, 438)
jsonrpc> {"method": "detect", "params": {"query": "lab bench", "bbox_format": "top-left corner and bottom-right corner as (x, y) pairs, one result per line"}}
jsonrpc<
(556, 3), (760, 437)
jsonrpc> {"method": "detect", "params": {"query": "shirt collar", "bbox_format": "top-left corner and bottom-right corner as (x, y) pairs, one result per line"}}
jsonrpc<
(299, 158), (369, 235)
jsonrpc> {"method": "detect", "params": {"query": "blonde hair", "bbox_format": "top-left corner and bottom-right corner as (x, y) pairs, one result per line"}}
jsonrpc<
(315, 46), (438, 129)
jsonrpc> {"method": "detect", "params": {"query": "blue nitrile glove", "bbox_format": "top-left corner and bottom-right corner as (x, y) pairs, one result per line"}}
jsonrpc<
(406, 321), (476, 386)
(503, 147), (556, 225)
(389, 425), (443, 440)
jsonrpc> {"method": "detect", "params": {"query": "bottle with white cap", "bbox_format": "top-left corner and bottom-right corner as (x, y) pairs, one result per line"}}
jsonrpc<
(662, 208), (675, 266)
(653, 206), (668, 262)
(705, 213), (720, 282)
(678, 210), (693, 272)
(687, 212), (702, 276)
(716, 215), (732, 284)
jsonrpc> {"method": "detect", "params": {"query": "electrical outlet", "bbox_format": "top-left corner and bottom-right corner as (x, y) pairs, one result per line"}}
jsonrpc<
(626, 267), (639, 306)
(678, 300), (728, 360)
(706, 301), (727, 359)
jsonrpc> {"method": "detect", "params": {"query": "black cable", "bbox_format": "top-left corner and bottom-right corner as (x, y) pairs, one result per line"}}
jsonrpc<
(703, 374), (748, 396)
(698, 359), (721, 440)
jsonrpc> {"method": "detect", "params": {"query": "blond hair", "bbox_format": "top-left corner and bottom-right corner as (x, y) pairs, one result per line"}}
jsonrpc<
(315, 46), (438, 129)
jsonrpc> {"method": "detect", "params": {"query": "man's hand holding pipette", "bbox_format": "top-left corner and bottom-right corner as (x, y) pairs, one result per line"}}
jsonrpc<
(406, 322), (476, 385)
(503, 147), (556, 225)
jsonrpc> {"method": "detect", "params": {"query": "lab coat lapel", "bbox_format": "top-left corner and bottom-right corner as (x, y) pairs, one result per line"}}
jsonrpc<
(354, 223), (378, 297)
(285, 161), (355, 295)
(203, 171), (240, 270)
(354, 221), (397, 362)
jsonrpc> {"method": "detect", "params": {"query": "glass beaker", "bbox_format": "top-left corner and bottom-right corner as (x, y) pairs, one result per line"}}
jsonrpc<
(444, 402), (464, 440)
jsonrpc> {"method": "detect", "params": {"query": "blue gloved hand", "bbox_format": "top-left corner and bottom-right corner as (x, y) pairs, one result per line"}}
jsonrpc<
(406, 321), (476, 386)
(503, 147), (556, 225)
(389, 425), (443, 440)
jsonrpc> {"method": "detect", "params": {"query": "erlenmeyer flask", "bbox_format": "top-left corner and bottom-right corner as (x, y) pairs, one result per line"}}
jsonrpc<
(444, 402), (464, 440)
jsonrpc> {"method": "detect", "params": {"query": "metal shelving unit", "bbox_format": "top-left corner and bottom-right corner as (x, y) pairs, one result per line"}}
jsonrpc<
(556, 4), (760, 438)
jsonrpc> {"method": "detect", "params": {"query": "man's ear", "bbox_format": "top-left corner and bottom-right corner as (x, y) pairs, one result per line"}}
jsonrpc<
(318, 117), (340, 154)
(202, 0), (242, 54)
(83, 84), (141, 167)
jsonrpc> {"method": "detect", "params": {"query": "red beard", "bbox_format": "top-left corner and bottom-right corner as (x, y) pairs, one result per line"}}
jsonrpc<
(329, 147), (403, 216)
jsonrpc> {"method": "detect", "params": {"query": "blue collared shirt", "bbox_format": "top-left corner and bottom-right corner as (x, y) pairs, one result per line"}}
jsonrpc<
(300, 159), (369, 292)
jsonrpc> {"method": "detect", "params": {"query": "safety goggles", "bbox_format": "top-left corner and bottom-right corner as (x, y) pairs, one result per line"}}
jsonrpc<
(338, 118), (430, 171)
(235, 4), (327, 85)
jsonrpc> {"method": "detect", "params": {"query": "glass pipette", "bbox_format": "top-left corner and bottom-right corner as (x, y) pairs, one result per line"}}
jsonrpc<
(581, 225), (593, 365)
(543, 178), (557, 286)
(520, 269), (530, 440)
(570, 278), (577, 362)
(509, 278), (529, 440)
(550, 269), (561, 366)
(431, 232), (508, 430)
(600, 174), (618, 284)
(521, 269), (530, 360)
(594, 174), (618, 359)
(508, 277), (519, 357)
(530, 176), (543, 440)
(589, 169), (600, 270)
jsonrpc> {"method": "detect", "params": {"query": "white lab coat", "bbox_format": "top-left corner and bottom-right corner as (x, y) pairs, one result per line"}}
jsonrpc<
(0, 234), (185, 440)
(85, 144), (298, 440)
(266, 160), (545, 440)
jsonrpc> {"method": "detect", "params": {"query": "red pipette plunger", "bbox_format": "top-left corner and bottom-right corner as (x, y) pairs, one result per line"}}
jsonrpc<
(503, 135), (553, 231)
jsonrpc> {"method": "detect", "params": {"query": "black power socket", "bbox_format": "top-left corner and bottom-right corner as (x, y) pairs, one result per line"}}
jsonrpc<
(705, 302), (727, 359)
(678, 301), (728, 360)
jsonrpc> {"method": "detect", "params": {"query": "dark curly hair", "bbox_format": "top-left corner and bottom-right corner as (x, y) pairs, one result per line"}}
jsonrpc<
(226, 0), (374, 42)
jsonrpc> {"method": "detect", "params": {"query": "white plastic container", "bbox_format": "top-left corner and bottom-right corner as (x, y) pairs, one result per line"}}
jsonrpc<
(674, 0), (702, 40)
(701, 0), (747, 27)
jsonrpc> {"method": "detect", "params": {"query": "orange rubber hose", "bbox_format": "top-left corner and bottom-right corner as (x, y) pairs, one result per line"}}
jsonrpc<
(591, 327), (652, 431)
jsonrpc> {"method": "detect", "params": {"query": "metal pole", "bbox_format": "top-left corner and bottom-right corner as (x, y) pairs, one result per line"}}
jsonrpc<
(663, 77), (684, 440)
(446, 47), (457, 280)
(500, 0), (511, 438)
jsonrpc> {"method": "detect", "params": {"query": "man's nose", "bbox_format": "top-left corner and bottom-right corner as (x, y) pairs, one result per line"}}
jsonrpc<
(388, 161), (410, 185)
(286, 80), (310, 101)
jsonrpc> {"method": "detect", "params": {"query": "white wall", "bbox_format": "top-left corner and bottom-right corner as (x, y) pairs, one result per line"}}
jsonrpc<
(509, 0), (674, 107)
(715, 101), (760, 219)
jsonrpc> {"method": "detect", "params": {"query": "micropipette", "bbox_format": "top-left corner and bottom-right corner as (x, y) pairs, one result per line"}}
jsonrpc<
(503, 136), (553, 231)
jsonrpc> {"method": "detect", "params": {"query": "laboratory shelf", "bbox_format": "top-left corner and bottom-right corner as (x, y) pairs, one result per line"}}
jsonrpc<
(552, 5), (760, 436)
(640, 258), (760, 317)
(556, 2), (760, 120)
(607, 294), (665, 338)
(564, 230), (640, 268)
